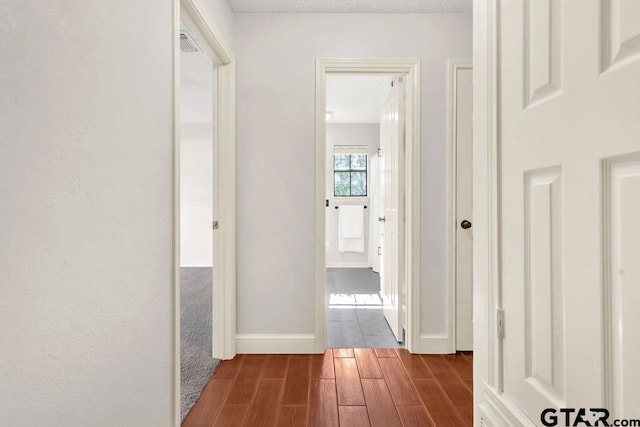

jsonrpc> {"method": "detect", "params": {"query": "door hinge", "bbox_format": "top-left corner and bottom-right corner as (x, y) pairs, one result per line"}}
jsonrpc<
(496, 308), (505, 339)
(212, 220), (219, 230)
(377, 148), (382, 157)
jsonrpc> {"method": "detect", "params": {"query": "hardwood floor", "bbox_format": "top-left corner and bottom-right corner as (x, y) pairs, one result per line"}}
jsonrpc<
(183, 349), (473, 426)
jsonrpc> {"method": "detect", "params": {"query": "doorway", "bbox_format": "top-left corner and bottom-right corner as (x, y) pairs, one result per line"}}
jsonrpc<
(178, 23), (217, 421)
(172, 1), (236, 424)
(324, 75), (402, 348)
(315, 59), (421, 353)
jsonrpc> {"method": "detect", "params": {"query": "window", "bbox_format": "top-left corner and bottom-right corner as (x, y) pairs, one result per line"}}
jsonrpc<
(334, 152), (367, 197)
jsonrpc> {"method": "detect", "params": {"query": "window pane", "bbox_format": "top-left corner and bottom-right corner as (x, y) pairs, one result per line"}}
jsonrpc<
(334, 172), (351, 196)
(351, 154), (367, 170)
(334, 154), (350, 171)
(351, 172), (367, 196)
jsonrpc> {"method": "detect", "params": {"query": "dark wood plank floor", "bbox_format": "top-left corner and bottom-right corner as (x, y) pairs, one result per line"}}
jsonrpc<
(183, 349), (473, 426)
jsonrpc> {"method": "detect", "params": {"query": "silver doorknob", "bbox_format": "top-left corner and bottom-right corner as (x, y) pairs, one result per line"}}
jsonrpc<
(460, 220), (472, 229)
(378, 216), (386, 222)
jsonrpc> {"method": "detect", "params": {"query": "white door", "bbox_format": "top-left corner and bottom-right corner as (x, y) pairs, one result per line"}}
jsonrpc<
(499, 0), (640, 422)
(379, 77), (405, 342)
(369, 155), (381, 274)
(454, 63), (474, 352)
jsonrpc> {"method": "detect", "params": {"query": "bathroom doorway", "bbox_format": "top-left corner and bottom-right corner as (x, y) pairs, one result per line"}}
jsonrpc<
(324, 74), (407, 349)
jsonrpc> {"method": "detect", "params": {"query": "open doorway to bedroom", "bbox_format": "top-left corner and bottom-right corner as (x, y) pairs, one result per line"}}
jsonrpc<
(173, 1), (235, 424)
(178, 25), (219, 421)
(324, 74), (406, 349)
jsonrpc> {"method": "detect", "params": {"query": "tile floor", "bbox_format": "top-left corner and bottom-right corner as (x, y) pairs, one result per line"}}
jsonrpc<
(326, 268), (402, 348)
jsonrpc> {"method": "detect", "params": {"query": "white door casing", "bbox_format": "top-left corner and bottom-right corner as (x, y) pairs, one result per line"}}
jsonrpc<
(448, 59), (474, 352)
(315, 59), (421, 353)
(474, 0), (640, 424)
(380, 76), (406, 343)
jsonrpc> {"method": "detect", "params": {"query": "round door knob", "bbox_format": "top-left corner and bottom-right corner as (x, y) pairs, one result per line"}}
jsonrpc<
(460, 220), (472, 229)
(378, 216), (386, 222)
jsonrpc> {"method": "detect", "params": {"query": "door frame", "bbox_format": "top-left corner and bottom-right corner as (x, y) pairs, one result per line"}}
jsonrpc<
(172, 0), (236, 424)
(446, 58), (473, 353)
(314, 59), (421, 353)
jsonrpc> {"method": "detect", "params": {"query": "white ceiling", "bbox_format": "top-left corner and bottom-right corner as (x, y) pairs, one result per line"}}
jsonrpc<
(326, 75), (389, 124)
(228, 0), (471, 13)
(180, 50), (213, 124)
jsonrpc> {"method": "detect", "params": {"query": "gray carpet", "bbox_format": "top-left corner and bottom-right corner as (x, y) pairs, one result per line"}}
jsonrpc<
(181, 267), (220, 422)
(326, 268), (402, 349)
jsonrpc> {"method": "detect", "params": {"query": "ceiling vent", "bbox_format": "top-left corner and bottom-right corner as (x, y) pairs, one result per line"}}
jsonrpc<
(180, 31), (201, 53)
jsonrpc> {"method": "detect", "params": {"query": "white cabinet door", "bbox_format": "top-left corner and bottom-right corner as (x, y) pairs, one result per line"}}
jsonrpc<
(380, 77), (405, 342)
(498, 0), (640, 421)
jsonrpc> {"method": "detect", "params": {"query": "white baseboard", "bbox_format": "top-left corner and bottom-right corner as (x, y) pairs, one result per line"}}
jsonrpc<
(477, 403), (502, 427)
(483, 383), (537, 426)
(326, 262), (371, 268)
(419, 334), (454, 354)
(235, 334), (321, 354)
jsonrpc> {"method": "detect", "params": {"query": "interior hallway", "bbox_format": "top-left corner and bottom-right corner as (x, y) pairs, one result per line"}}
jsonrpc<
(183, 348), (473, 426)
(326, 268), (401, 349)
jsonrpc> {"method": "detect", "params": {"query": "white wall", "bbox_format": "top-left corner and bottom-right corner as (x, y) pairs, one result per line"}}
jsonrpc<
(201, 0), (235, 48)
(325, 124), (379, 268)
(180, 49), (214, 267)
(0, 0), (233, 424)
(235, 13), (472, 338)
(181, 124), (214, 267)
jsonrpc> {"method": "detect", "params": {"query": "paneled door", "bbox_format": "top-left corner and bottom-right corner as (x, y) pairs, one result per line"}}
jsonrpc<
(499, 0), (640, 422)
(379, 77), (405, 342)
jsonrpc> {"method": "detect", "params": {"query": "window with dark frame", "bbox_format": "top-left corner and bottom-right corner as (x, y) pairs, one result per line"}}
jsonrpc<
(334, 153), (367, 197)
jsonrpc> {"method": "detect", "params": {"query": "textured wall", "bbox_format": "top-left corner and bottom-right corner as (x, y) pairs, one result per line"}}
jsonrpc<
(235, 13), (473, 336)
(228, 0), (472, 13)
(202, 0), (235, 47)
(0, 1), (174, 424)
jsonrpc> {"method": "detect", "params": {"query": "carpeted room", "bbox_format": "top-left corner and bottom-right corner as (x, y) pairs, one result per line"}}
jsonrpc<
(178, 41), (221, 421)
(180, 268), (220, 421)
